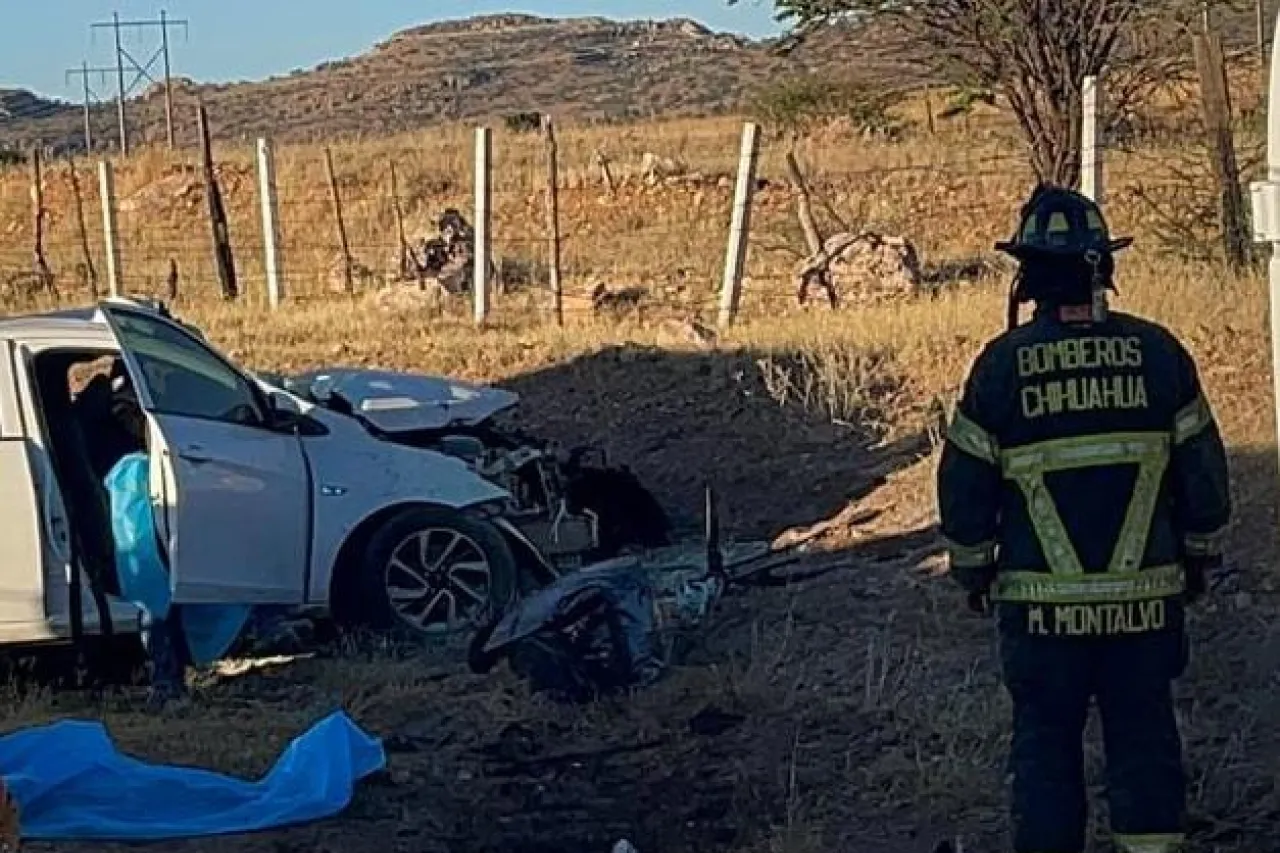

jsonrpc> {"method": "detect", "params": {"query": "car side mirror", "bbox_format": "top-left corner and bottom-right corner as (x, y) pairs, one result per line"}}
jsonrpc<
(266, 391), (302, 431)
(264, 390), (327, 436)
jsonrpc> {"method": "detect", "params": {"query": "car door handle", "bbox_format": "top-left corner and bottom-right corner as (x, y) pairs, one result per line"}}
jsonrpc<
(177, 445), (212, 464)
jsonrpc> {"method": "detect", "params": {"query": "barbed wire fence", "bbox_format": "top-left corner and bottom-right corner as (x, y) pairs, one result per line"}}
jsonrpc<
(0, 53), (1259, 329)
(0, 110), (1024, 321)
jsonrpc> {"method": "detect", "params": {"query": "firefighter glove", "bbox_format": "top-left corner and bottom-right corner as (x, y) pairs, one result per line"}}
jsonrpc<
(965, 589), (993, 616)
(951, 564), (997, 616)
(1184, 553), (1222, 605)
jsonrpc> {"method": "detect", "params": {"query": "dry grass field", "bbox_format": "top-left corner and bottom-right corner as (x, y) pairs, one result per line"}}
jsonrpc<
(0, 60), (1277, 852)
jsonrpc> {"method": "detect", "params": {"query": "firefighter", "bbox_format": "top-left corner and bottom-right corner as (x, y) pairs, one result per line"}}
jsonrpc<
(936, 185), (1232, 853)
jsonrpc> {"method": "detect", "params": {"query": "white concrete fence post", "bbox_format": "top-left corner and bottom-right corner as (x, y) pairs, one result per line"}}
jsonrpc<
(256, 137), (284, 309)
(718, 121), (762, 330)
(1249, 8), (1280, 497)
(1081, 74), (1104, 204)
(97, 160), (122, 298)
(473, 127), (492, 326)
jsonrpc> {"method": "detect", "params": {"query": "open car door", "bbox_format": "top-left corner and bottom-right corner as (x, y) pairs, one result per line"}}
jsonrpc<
(97, 302), (311, 605)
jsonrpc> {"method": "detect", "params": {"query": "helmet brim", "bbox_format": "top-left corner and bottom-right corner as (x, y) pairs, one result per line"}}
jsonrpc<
(995, 236), (1134, 258)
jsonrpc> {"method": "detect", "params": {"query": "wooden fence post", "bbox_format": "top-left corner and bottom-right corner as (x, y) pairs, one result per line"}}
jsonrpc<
(473, 127), (492, 326)
(167, 258), (179, 301)
(197, 103), (238, 300)
(1194, 32), (1251, 269)
(323, 147), (354, 294)
(98, 160), (122, 297)
(256, 137), (284, 309)
(389, 160), (411, 279)
(718, 122), (761, 330)
(542, 115), (563, 326)
(786, 151), (837, 308)
(1081, 75), (1103, 204)
(67, 157), (99, 297)
(29, 146), (56, 296)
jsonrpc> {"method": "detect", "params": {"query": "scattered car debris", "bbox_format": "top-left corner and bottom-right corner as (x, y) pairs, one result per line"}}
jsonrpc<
(467, 557), (673, 703)
(466, 488), (807, 702)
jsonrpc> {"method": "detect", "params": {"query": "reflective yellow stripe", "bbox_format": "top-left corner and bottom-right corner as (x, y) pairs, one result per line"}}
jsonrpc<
(1173, 394), (1212, 445)
(1114, 832), (1185, 853)
(1108, 439), (1169, 573)
(947, 411), (999, 464)
(1184, 526), (1227, 557)
(992, 564), (1185, 604)
(1000, 433), (1170, 579)
(1001, 432), (1169, 474)
(1010, 472), (1084, 574)
(946, 538), (997, 568)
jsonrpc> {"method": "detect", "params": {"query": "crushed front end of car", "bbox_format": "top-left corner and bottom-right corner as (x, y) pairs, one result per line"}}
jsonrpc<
(255, 367), (672, 574)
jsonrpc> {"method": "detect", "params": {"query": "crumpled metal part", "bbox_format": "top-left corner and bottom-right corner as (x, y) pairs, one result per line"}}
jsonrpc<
(470, 555), (724, 703)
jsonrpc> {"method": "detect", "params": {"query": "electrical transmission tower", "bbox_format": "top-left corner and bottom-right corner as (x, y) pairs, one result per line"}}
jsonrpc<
(89, 10), (189, 154)
(64, 62), (117, 153)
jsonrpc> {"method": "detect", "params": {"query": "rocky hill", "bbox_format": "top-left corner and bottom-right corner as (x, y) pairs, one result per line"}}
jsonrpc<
(2, 8), (1261, 155)
(0, 89), (74, 122)
(0, 14), (922, 154)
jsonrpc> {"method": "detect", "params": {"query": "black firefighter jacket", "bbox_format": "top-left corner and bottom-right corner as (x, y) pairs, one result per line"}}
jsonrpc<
(936, 306), (1231, 619)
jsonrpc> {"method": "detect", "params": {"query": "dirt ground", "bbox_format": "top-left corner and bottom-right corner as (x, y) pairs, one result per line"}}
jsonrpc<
(14, 344), (1280, 853)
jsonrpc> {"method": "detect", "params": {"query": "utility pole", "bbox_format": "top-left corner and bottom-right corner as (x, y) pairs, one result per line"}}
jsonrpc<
(64, 62), (115, 153)
(112, 12), (127, 154)
(160, 10), (175, 149)
(89, 9), (189, 153)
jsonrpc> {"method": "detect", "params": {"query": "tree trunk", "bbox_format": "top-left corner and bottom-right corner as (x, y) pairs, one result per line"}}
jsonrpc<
(1008, 77), (1084, 188)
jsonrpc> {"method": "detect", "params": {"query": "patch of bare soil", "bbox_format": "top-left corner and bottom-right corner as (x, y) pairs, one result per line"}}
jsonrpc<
(498, 344), (927, 539)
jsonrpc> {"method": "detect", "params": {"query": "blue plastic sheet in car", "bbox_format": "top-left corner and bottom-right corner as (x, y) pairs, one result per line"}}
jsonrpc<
(105, 451), (252, 664)
(3, 710), (386, 840)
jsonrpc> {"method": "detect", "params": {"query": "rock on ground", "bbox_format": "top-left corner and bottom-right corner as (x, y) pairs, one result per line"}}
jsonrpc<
(798, 232), (923, 306)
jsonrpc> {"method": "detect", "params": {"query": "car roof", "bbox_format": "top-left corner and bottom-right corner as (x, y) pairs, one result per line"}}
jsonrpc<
(0, 307), (106, 338)
(0, 300), (179, 340)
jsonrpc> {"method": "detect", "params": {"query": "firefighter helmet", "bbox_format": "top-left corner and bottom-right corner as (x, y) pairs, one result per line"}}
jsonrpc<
(995, 184), (1132, 260)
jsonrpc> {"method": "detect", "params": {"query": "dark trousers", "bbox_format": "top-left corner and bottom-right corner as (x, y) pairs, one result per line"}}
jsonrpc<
(996, 601), (1189, 853)
(142, 606), (190, 699)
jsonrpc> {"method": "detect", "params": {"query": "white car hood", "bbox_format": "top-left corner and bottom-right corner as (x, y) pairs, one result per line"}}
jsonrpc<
(285, 367), (519, 433)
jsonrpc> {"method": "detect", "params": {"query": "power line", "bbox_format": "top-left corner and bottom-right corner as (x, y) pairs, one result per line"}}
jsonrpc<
(89, 9), (189, 154)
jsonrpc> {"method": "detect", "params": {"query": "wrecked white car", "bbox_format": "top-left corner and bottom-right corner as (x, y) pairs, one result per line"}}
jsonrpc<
(0, 298), (661, 655)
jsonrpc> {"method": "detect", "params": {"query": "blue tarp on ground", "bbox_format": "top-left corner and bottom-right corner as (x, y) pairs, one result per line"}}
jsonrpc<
(2, 710), (386, 840)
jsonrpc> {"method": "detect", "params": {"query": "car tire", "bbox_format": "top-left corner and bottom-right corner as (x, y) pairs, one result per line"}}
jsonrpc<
(339, 506), (519, 642)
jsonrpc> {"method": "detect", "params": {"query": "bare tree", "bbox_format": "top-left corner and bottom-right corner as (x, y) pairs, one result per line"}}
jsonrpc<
(734, 0), (1238, 186)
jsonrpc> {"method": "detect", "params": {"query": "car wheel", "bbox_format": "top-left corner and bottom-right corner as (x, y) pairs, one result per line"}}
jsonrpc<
(344, 506), (518, 641)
